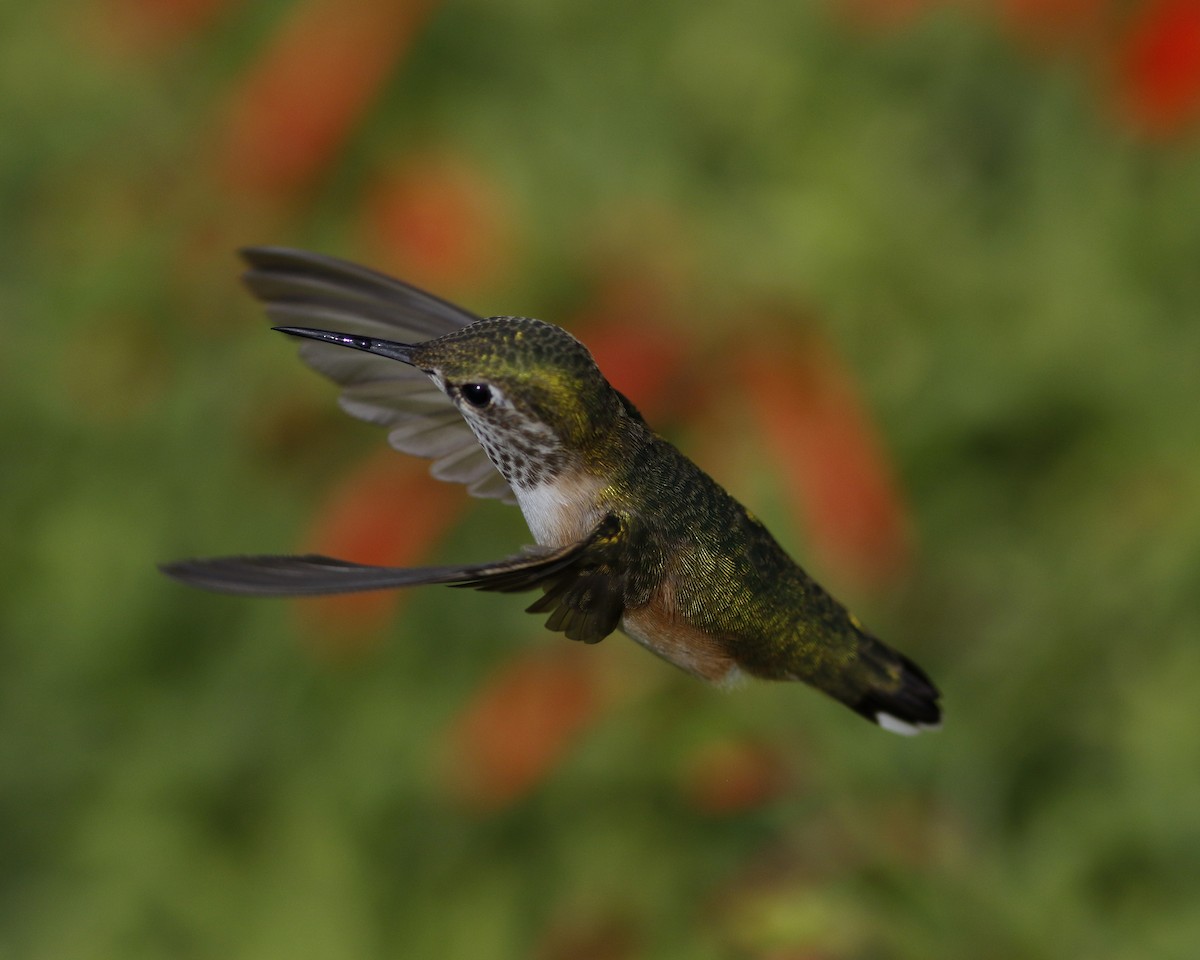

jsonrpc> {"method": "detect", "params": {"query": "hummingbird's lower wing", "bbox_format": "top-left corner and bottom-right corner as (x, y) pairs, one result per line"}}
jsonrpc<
(161, 516), (630, 644)
(241, 248), (514, 503)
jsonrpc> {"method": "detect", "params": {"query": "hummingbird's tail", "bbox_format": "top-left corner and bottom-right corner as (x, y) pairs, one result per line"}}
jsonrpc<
(841, 631), (942, 735)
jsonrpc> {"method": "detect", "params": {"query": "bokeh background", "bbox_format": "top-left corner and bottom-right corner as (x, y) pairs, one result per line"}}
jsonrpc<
(4, 1), (1200, 957)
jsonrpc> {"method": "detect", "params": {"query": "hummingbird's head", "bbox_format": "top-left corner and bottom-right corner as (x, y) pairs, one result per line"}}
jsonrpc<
(405, 316), (624, 488)
(276, 317), (629, 490)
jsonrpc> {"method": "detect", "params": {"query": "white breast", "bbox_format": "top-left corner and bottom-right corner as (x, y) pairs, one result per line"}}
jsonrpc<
(515, 473), (606, 546)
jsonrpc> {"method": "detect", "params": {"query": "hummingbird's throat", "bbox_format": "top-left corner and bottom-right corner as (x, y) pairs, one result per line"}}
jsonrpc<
(463, 413), (607, 547)
(466, 413), (570, 492)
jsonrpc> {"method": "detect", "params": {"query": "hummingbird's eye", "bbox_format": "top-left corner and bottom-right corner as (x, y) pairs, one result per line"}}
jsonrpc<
(460, 382), (493, 408)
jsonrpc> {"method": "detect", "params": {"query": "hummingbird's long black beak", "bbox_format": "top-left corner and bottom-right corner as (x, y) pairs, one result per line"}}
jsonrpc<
(273, 326), (416, 365)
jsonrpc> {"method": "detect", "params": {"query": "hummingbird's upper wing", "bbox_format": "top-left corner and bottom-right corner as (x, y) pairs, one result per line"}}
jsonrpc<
(241, 247), (514, 503)
(161, 516), (631, 644)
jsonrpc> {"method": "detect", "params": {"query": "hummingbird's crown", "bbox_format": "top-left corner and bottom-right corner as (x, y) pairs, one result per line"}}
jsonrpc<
(419, 316), (598, 378)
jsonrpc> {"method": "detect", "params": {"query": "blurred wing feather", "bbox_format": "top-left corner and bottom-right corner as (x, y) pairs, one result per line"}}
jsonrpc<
(240, 247), (514, 504)
(162, 514), (634, 645)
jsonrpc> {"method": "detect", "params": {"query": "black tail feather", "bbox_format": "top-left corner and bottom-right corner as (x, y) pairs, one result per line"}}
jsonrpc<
(850, 647), (942, 735)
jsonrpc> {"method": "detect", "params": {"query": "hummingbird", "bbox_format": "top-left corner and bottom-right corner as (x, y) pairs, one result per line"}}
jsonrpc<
(162, 247), (941, 735)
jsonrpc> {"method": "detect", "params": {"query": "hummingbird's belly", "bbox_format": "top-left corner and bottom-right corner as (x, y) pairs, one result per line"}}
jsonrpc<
(621, 589), (741, 685)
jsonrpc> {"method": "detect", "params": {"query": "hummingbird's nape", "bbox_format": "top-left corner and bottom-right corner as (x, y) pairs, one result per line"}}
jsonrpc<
(273, 326), (417, 365)
(164, 247), (943, 737)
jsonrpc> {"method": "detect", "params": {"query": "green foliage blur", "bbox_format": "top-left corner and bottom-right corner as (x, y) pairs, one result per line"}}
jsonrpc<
(3, 2), (1200, 958)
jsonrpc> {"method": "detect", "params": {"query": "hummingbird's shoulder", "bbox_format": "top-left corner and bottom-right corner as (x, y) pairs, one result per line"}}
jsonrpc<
(607, 429), (795, 579)
(582, 428), (788, 681)
(615, 432), (847, 616)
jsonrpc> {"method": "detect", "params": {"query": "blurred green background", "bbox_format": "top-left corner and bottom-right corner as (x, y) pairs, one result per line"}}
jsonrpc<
(4, 1), (1200, 958)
